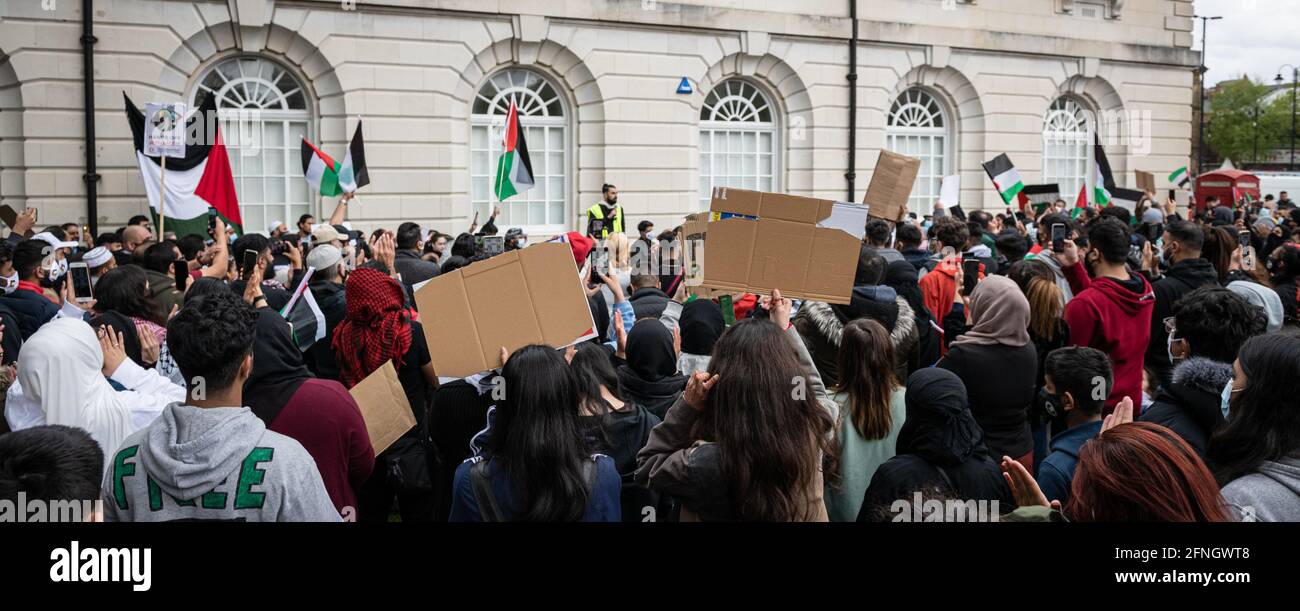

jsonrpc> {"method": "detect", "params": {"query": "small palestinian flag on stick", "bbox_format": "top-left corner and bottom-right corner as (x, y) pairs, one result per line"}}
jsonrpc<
(1169, 166), (1193, 191)
(982, 153), (1025, 208)
(302, 120), (369, 197)
(494, 101), (535, 201)
(1072, 183), (1089, 219)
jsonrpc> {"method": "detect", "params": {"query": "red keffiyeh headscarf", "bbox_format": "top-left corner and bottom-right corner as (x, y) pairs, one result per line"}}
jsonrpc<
(333, 267), (413, 388)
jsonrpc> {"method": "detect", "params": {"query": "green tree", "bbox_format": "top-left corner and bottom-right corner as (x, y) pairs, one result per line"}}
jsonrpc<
(1205, 78), (1292, 164)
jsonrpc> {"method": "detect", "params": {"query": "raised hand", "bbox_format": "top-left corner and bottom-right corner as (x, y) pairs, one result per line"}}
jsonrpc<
(683, 371), (720, 411)
(1102, 396), (1134, 432)
(98, 326), (127, 376)
(1001, 456), (1061, 511)
(136, 322), (160, 366)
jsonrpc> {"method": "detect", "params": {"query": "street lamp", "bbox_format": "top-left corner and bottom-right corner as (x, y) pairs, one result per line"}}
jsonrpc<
(1195, 15), (1222, 176)
(1275, 65), (1297, 171)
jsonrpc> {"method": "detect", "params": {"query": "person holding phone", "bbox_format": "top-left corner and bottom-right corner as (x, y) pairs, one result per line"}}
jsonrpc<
(140, 241), (186, 314)
(1028, 212), (1090, 303)
(229, 234), (292, 311)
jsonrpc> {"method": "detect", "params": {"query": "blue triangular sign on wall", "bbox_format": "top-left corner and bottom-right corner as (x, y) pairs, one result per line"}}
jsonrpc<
(677, 77), (693, 95)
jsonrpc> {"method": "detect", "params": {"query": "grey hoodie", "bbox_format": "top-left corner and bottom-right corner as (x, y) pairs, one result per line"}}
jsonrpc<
(1222, 456), (1300, 522)
(102, 403), (340, 522)
(1036, 251), (1075, 302)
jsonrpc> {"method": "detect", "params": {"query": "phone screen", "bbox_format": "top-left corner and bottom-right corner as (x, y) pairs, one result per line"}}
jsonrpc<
(172, 260), (189, 292)
(1051, 223), (1067, 253)
(242, 249), (260, 277)
(70, 264), (93, 301)
(961, 258), (980, 296)
(1238, 231), (1251, 249)
(483, 236), (505, 256)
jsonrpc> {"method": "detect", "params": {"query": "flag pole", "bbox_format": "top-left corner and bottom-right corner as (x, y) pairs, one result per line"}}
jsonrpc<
(159, 156), (167, 238)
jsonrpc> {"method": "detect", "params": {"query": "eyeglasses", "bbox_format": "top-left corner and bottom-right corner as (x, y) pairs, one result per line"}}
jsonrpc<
(1163, 316), (1177, 335)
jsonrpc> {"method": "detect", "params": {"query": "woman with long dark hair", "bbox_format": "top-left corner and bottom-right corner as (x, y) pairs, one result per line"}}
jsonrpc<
(637, 290), (837, 521)
(826, 318), (906, 522)
(450, 344), (621, 521)
(570, 341), (663, 522)
(1004, 421), (1232, 522)
(1208, 333), (1300, 521)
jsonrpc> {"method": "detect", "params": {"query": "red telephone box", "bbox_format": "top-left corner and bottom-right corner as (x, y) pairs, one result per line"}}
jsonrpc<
(1194, 169), (1261, 211)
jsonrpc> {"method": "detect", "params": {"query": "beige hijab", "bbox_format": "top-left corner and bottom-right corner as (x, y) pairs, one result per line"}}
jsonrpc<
(952, 275), (1031, 348)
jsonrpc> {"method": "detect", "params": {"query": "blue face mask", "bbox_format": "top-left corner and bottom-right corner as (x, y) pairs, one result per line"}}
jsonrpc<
(1221, 379), (1238, 419)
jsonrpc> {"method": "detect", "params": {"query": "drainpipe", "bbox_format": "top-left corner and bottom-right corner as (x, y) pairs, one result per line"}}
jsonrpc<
(82, 0), (99, 236)
(846, 0), (858, 201)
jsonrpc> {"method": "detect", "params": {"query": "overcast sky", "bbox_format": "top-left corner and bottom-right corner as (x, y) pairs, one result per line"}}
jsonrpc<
(1192, 0), (1300, 86)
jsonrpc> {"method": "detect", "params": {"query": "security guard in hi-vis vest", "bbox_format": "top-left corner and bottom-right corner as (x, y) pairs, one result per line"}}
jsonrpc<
(586, 183), (625, 240)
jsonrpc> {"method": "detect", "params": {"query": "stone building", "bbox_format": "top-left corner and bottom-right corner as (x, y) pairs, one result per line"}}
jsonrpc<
(0, 0), (1199, 238)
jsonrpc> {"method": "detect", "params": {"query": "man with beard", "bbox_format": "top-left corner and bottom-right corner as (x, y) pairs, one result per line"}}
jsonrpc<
(586, 183), (625, 241)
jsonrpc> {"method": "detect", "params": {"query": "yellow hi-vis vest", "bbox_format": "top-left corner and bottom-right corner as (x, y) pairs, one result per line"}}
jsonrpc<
(587, 203), (623, 238)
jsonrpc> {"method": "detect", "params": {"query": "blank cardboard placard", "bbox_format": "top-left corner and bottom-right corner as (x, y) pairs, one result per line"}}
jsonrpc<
(702, 187), (862, 304)
(1136, 170), (1156, 193)
(349, 361), (415, 455)
(414, 243), (596, 378)
(864, 150), (921, 221)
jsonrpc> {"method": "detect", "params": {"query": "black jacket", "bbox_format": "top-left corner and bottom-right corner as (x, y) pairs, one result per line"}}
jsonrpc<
(792, 286), (918, 387)
(429, 378), (496, 521)
(938, 341), (1038, 459)
(0, 289), (60, 340)
(394, 249), (440, 287)
(628, 287), (670, 320)
(581, 402), (666, 523)
(1139, 357), (1231, 458)
(858, 368), (1014, 522)
(1146, 258), (1221, 385)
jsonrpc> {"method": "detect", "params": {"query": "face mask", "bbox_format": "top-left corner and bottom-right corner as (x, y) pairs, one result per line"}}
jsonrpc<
(1158, 245), (1173, 267)
(1166, 333), (1183, 365)
(1220, 379), (1236, 419)
(0, 272), (16, 294)
(516, 238), (527, 248)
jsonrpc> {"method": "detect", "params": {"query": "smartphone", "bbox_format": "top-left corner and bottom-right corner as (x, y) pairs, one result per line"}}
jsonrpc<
(172, 259), (189, 292)
(961, 256), (980, 296)
(483, 235), (505, 257)
(207, 208), (217, 235)
(69, 261), (93, 303)
(1051, 223), (1067, 253)
(1238, 230), (1251, 250)
(242, 249), (260, 278)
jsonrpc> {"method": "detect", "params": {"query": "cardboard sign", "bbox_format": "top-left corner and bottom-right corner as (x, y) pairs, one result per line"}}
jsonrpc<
(1136, 170), (1156, 193)
(679, 212), (727, 299)
(864, 150), (921, 221)
(143, 102), (187, 158)
(701, 187), (864, 304)
(348, 361), (416, 455)
(414, 242), (596, 378)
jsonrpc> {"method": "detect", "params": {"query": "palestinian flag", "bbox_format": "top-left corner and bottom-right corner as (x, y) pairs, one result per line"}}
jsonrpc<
(1094, 135), (1115, 207)
(982, 153), (1025, 207)
(1071, 183), (1088, 219)
(493, 101), (535, 201)
(281, 268), (327, 351)
(1110, 187), (1144, 214)
(125, 94), (242, 235)
(302, 121), (369, 197)
(1169, 166), (1192, 191)
(1022, 184), (1061, 215)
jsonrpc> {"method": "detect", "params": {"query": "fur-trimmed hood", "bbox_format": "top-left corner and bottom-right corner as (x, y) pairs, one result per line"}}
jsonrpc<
(796, 295), (917, 351)
(1171, 357), (1234, 395)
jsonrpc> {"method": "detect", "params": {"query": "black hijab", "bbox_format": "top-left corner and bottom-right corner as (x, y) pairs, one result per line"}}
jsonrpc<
(624, 319), (677, 381)
(244, 308), (313, 425)
(88, 311), (144, 366)
(897, 368), (986, 466)
(679, 299), (724, 356)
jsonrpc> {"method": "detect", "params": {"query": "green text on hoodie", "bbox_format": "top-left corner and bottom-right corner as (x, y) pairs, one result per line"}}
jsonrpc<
(101, 403), (341, 522)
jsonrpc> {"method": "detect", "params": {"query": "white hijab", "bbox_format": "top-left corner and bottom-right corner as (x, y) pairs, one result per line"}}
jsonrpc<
(14, 319), (149, 464)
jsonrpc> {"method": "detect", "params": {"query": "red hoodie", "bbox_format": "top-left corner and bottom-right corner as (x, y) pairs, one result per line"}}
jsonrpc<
(1064, 272), (1154, 415)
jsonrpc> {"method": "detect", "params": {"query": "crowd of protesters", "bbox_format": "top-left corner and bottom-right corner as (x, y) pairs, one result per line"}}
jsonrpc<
(1, 182), (1299, 523)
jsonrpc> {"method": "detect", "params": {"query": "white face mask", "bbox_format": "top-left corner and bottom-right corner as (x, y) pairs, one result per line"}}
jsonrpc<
(0, 271), (17, 294)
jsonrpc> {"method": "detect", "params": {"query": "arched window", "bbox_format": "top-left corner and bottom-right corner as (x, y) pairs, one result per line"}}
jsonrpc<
(190, 56), (312, 234)
(699, 79), (778, 208)
(886, 88), (950, 215)
(471, 69), (568, 234)
(1042, 97), (1092, 200)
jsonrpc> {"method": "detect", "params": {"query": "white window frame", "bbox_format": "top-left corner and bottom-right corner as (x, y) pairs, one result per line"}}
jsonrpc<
(1042, 97), (1093, 202)
(190, 56), (313, 235)
(699, 79), (780, 209)
(470, 69), (570, 237)
(886, 88), (951, 216)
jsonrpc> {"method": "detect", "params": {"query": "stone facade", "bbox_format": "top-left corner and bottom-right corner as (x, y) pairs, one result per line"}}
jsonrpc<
(0, 0), (1198, 237)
